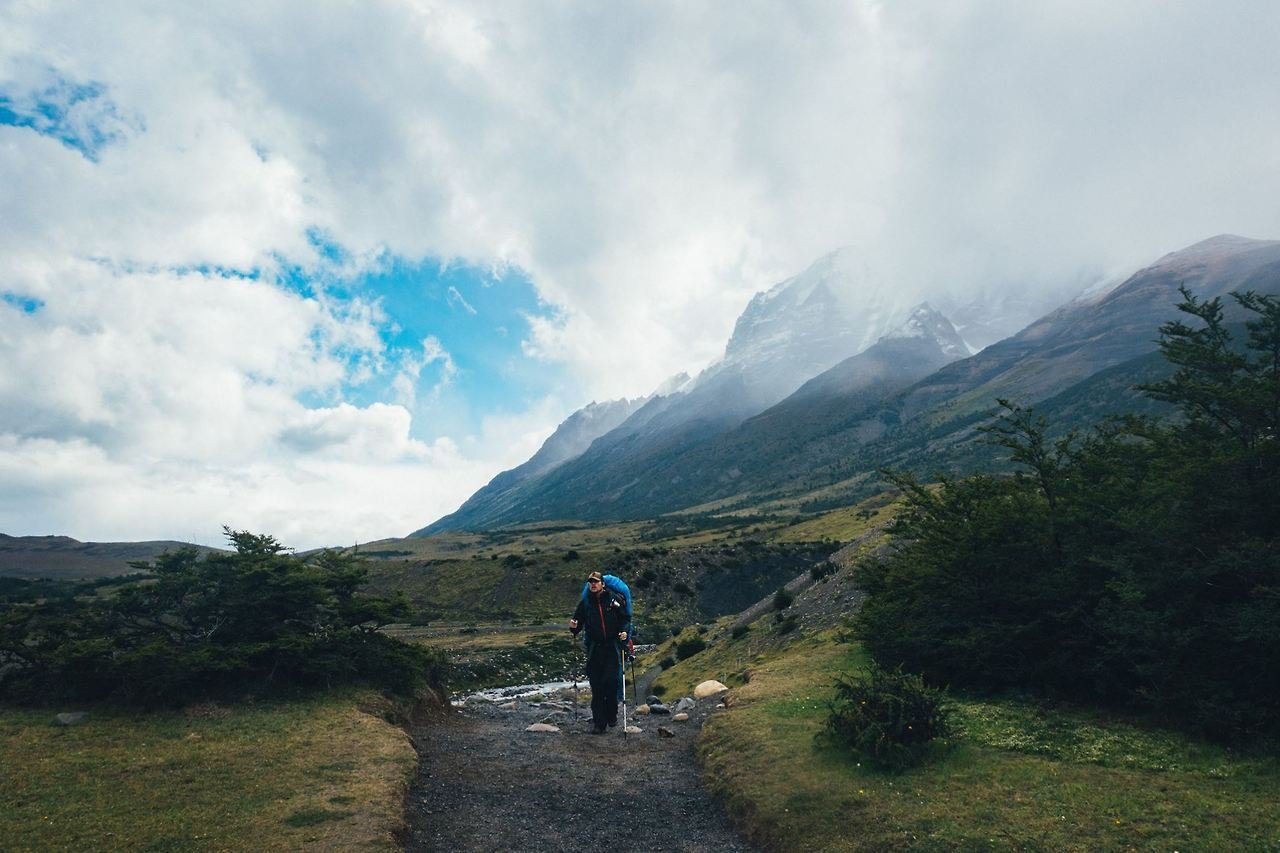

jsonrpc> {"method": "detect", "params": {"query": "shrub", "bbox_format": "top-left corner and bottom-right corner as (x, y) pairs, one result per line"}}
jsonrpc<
(659, 656), (675, 670)
(772, 587), (793, 611)
(810, 561), (836, 581)
(823, 662), (951, 770)
(0, 529), (445, 706)
(563, 550), (580, 562)
(675, 636), (707, 659)
(731, 624), (750, 640)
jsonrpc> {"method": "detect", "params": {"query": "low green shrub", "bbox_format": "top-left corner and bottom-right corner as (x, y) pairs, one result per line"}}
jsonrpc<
(675, 636), (707, 659)
(823, 662), (951, 769)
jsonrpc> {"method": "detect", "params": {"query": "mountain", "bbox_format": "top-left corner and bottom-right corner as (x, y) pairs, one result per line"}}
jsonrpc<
(421, 250), (980, 535)
(419, 234), (1280, 532)
(0, 534), (220, 579)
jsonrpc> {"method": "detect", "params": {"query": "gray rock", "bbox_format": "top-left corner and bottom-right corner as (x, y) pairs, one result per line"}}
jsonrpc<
(673, 697), (696, 712)
(646, 694), (661, 705)
(657, 726), (676, 738)
(648, 703), (671, 715)
(51, 712), (89, 726)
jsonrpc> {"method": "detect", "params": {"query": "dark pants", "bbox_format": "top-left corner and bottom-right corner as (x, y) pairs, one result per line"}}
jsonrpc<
(586, 641), (619, 728)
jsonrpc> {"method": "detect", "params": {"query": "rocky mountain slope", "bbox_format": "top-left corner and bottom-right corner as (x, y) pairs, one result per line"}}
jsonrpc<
(420, 234), (1280, 532)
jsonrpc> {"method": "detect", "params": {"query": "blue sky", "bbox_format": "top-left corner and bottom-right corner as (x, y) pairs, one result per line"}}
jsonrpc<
(3, 1), (1280, 548)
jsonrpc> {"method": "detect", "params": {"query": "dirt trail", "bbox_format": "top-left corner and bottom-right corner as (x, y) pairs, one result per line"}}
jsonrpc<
(401, 687), (755, 853)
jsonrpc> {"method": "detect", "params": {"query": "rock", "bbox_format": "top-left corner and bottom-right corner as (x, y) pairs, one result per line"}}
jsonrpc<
(51, 712), (88, 727)
(624, 725), (643, 734)
(657, 726), (676, 738)
(635, 704), (651, 715)
(715, 703), (726, 710)
(648, 703), (670, 715)
(498, 701), (518, 711)
(646, 694), (661, 705)
(694, 680), (729, 700)
(525, 723), (560, 733)
(672, 712), (689, 722)
(673, 697), (696, 712)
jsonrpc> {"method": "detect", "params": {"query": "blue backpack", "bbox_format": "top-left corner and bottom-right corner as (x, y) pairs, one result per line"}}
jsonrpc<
(579, 573), (634, 700)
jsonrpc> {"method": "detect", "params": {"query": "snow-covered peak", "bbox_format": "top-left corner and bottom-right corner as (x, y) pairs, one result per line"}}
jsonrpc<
(881, 303), (970, 359)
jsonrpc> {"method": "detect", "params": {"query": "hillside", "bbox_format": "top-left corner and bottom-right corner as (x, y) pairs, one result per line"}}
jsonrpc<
(419, 234), (1280, 531)
(0, 534), (220, 579)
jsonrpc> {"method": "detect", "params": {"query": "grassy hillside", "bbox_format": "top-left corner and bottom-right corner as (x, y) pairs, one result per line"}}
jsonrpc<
(649, 630), (1280, 850)
(0, 691), (418, 851)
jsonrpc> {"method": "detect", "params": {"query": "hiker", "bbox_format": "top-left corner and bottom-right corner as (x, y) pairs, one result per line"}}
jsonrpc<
(569, 571), (631, 734)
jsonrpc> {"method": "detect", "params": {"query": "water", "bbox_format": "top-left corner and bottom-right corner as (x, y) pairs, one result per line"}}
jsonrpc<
(454, 679), (578, 706)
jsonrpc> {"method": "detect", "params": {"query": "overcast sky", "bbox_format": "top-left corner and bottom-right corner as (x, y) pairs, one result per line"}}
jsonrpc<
(3, 1), (1279, 548)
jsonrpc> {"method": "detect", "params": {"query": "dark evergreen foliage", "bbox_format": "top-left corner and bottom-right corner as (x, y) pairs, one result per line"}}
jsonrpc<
(823, 661), (952, 769)
(0, 529), (446, 705)
(855, 291), (1280, 740)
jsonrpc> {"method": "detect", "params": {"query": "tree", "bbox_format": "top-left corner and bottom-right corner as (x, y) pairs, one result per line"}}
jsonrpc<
(0, 528), (445, 705)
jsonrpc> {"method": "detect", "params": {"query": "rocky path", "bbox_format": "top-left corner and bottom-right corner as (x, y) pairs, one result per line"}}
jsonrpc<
(402, 687), (755, 853)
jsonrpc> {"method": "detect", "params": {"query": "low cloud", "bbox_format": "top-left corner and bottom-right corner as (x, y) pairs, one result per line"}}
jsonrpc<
(2, 1), (1280, 546)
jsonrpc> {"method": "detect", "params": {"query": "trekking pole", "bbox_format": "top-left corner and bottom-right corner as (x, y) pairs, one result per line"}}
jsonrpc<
(619, 646), (628, 740)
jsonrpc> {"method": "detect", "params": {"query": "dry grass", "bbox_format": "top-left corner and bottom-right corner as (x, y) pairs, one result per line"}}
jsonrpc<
(0, 691), (417, 851)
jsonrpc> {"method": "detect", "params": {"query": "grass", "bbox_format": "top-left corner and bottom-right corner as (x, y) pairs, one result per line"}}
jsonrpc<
(0, 690), (417, 851)
(692, 635), (1280, 851)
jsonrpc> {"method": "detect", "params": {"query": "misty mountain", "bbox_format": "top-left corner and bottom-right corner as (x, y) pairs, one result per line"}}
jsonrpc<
(419, 234), (1280, 533)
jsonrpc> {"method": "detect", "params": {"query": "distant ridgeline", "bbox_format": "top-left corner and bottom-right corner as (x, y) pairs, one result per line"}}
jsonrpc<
(420, 235), (1280, 534)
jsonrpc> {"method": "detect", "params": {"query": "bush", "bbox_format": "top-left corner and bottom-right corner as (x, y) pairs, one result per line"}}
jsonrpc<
(731, 624), (750, 640)
(659, 657), (675, 670)
(773, 587), (793, 611)
(810, 561), (836, 581)
(823, 662), (951, 770)
(0, 529), (446, 706)
(675, 636), (707, 659)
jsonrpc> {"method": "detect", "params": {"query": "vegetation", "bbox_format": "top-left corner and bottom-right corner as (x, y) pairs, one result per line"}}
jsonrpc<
(822, 661), (951, 769)
(855, 290), (1280, 739)
(0, 691), (415, 851)
(695, 635), (1280, 851)
(0, 529), (445, 705)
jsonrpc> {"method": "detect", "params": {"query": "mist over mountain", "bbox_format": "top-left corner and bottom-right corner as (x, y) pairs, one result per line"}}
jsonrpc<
(419, 234), (1280, 534)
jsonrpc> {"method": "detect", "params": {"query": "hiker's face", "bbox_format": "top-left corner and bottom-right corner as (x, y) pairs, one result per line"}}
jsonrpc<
(588, 579), (602, 592)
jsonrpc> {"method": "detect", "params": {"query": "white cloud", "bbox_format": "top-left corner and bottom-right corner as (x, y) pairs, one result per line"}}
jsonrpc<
(3, 1), (1280, 546)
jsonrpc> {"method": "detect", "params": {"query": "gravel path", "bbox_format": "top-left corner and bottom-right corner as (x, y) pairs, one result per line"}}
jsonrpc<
(401, 685), (755, 853)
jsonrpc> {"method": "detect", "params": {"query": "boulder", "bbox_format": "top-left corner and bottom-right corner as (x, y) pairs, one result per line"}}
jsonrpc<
(525, 723), (560, 733)
(646, 694), (661, 705)
(51, 712), (89, 727)
(672, 712), (690, 722)
(673, 697), (696, 712)
(694, 680), (729, 700)
(648, 703), (670, 715)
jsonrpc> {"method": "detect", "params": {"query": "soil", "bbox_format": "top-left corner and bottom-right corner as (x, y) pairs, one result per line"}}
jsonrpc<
(401, 672), (755, 853)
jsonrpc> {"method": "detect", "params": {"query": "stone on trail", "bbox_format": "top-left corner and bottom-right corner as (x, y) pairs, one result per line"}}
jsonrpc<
(694, 680), (729, 700)
(51, 712), (89, 726)
(657, 726), (676, 738)
(673, 697), (696, 712)
(525, 723), (560, 733)
(672, 712), (689, 722)
(636, 704), (651, 715)
(646, 694), (661, 705)
(624, 725), (643, 734)
(648, 703), (670, 715)
(498, 701), (518, 711)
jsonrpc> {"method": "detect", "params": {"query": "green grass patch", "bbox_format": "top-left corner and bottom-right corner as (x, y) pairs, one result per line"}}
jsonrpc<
(697, 638), (1280, 851)
(0, 690), (417, 851)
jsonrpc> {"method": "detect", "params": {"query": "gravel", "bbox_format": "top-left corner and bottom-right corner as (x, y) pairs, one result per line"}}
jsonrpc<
(401, 687), (755, 853)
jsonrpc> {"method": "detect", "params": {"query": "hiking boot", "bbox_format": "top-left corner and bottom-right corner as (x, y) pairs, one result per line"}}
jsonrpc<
(591, 724), (606, 734)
